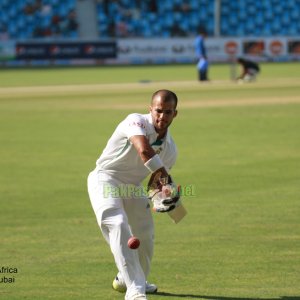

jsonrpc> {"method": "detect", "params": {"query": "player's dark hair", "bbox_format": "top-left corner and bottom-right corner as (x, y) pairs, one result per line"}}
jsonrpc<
(152, 89), (178, 108)
(198, 26), (207, 35)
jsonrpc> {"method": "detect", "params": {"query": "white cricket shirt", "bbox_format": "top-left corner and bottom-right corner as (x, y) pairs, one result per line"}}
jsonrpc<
(95, 113), (177, 185)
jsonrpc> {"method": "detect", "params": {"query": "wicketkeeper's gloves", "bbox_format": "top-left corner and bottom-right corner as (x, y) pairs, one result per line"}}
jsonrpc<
(149, 183), (181, 213)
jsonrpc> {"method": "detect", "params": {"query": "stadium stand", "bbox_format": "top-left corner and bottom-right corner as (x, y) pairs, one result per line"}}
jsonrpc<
(95, 0), (300, 38)
(0, 0), (78, 40)
(220, 0), (300, 36)
(96, 0), (215, 37)
(0, 0), (300, 40)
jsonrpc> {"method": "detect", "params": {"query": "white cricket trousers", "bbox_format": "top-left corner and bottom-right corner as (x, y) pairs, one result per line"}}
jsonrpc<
(87, 169), (154, 299)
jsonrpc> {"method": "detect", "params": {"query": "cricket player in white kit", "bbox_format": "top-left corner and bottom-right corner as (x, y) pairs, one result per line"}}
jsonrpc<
(87, 90), (179, 300)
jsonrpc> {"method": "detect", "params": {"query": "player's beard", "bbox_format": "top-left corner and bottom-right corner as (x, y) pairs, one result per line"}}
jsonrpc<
(156, 119), (172, 133)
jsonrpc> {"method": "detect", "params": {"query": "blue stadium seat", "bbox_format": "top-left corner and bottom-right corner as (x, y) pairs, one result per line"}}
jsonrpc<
(152, 23), (162, 35)
(173, 12), (182, 23)
(228, 14), (238, 27)
(206, 18), (214, 35)
(255, 12), (264, 26)
(8, 22), (17, 38)
(291, 9), (299, 20)
(1, 0), (10, 9)
(288, 26), (298, 35)
(236, 25), (246, 37)
(248, 5), (257, 15)
(272, 17), (281, 33)
(189, 11), (200, 28)
(262, 23), (272, 36)
(160, 0), (173, 12)
(281, 12), (290, 26)
(239, 10), (247, 21)
(190, 0), (199, 10)
(163, 11), (174, 28)
(147, 12), (157, 23)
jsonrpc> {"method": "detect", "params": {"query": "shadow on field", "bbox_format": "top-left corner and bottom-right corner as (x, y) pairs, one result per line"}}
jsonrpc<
(155, 293), (300, 300)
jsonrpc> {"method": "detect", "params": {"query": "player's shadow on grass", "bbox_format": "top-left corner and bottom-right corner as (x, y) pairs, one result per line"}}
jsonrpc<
(155, 293), (300, 300)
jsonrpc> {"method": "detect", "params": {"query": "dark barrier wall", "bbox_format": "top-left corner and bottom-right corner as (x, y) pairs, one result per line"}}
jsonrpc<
(16, 41), (117, 60)
(1, 37), (298, 67)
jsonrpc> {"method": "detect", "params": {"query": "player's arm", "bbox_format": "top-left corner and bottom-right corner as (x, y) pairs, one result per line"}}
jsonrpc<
(130, 135), (181, 214)
(130, 135), (168, 182)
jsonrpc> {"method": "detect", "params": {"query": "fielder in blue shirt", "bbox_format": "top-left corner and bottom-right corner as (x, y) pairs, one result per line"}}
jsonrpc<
(194, 27), (209, 81)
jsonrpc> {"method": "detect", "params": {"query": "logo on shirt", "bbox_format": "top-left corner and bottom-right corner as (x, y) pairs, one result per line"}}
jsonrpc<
(129, 121), (146, 129)
(155, 147), (163, 154)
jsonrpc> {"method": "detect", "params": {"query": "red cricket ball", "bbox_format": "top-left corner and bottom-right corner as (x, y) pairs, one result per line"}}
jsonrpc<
(127, 236), (140, 249)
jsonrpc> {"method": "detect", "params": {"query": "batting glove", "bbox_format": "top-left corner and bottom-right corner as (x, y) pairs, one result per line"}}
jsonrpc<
(149, 184), (181, 213)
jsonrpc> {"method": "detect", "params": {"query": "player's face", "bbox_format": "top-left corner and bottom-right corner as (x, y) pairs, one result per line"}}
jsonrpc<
(150, 96), (177, 135)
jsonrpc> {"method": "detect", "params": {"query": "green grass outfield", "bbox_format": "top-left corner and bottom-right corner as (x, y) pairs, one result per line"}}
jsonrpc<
(0, 63), (300, 300)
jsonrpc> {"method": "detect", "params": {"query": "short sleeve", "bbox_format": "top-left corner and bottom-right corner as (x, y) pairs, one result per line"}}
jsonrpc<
(120, 114), (147, 139)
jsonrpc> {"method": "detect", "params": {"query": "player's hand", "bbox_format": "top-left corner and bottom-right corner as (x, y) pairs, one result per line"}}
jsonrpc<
(149, 183), (181, 213)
